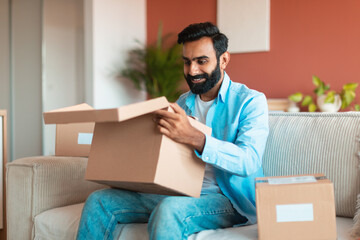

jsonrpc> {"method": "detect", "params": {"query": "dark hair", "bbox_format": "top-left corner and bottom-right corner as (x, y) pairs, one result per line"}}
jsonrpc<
(177, 22), (228, 59)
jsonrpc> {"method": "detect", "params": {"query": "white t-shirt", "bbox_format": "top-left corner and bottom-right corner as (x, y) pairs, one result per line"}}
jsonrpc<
(194, 95), (221, 194)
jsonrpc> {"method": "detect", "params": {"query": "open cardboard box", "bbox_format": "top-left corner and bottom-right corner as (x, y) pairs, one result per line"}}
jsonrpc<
(44, 97), (211, 197)
(255, 174), (337, 240)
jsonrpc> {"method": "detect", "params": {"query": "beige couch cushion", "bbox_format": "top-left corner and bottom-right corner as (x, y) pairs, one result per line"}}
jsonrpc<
(351, 194), (360, 238)
(263, 112), (360, 217)
(33, 203), (258, 240)
(34, 203), (84, 240)
(34, 203), (353, 240)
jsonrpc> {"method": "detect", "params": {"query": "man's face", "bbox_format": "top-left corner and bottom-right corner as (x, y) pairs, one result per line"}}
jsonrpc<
(182, 37), (222, 95)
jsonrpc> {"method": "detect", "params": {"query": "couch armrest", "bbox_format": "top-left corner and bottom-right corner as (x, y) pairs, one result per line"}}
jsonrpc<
(6, 156), (106, 240)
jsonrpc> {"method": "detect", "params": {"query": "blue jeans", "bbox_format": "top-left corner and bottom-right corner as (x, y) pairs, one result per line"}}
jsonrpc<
(76, 188), (246, 240)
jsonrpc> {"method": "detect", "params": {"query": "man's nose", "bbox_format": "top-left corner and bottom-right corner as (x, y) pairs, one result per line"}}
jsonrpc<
(189, 62), (200, 76)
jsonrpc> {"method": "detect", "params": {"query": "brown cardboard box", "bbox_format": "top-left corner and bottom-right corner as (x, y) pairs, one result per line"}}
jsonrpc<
(46, 103), (95, 157)
(44, 97), (211, 197)
(255, 174), (337, 240)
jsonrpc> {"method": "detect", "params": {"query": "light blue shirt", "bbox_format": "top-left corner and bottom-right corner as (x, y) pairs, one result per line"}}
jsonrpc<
(177, 72), (269, 225)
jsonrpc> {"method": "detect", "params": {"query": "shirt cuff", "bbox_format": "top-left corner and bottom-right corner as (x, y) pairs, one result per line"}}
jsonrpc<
(195, 134), (217, 164)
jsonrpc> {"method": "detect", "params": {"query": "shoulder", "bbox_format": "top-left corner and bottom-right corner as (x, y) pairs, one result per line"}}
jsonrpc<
(176, 91), (190, 107)
(226, 80), (268, 123)
(227, 80), (266, 104)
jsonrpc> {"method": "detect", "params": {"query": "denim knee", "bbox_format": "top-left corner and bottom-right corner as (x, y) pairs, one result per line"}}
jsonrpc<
(84, 188), (118, 210)
(155, 197), (185, 217)
(86, 189), (108, 203)
(85, 189), (101, 205)
(148, 196), (188, 229)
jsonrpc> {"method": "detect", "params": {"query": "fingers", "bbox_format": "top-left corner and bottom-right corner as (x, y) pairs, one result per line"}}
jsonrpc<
(170, 103), (186, 115)
(157, 125), (171, 137)
(153, 103), (192, 143)
(157, 118), (173, 130)
(154, 109), (178, 120)
(154, 103), (185, 118)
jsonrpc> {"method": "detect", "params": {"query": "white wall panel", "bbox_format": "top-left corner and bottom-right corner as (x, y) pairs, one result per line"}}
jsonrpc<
(0, 0), (10, 112)
(85, 0), (147, 109)
(11, 0), (43, 160)
(42, 0), (85, 155)
(217, 0), (270, 53)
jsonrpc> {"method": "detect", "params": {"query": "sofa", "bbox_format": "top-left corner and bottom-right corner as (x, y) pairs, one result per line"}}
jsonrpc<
(6, 112), (360, 240)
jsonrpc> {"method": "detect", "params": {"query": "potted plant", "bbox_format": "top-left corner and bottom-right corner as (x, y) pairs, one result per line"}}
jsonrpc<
(288, 76), (359, 112)
(121, 24), (184, 102)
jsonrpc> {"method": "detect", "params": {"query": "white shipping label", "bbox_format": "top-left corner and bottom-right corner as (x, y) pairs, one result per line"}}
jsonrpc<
(276, 203), (314, 222)
(268, 176), (317, 185)
(77, 133), (93, 145)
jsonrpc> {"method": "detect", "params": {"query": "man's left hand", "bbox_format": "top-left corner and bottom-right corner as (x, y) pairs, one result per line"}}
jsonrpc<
(154, 103), (205, 153)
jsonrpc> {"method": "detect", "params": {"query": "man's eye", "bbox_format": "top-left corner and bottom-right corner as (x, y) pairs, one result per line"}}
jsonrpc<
(184, 60), (191, 65)
(198, 59), (207, 65)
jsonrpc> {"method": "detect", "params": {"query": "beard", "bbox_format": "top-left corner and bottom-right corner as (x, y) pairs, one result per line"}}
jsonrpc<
(185, 61), (221, 95)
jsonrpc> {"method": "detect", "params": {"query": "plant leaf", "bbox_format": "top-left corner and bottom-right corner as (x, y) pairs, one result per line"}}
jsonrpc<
(312, 76), (331, 96)
(324, 91), (336, 103)
(121, 24), (184, 102)
(156, 22), (163, 49)
(288, 92), (303, 102)
(309, 103), (317, 112)
(314, 87), (325, 96)
(302, 95), (313, 106)
(343, 83), (358, 91)
(355, 104), (360, 111)
(312, 76), (321, 87)
(341, 90), (356, 109)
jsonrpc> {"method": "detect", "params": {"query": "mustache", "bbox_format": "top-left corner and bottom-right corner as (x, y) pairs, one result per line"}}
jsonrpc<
(186, 73), (209, 81)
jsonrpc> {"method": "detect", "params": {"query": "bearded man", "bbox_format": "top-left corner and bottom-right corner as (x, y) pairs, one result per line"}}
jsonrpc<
(77, 22), (269, 240)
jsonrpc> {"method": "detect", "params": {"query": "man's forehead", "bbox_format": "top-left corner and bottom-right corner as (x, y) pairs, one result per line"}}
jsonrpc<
(182, 37), (216, 58)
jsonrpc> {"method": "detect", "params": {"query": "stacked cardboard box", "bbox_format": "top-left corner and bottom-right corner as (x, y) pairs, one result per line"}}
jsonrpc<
(49, 103), (95, 157)
(256, 174), (337, 240)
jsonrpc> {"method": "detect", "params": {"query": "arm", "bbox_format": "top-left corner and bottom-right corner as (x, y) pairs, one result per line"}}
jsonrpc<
(198, 94), (269, 177)
(155, 94), (269, 177)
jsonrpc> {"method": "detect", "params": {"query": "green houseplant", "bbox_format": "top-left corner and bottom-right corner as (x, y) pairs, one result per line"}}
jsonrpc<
(121, 25), (184, 102)
(289, 76), (359, 112)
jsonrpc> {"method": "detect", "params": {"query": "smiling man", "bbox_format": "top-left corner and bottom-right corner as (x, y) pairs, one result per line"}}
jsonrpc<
(76, 22), (269, 240)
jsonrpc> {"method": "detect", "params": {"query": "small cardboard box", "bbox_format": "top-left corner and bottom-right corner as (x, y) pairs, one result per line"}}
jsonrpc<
(44, 97), (210, 197)
(255, 174), (337, 240)
(47, 103), (95, 157)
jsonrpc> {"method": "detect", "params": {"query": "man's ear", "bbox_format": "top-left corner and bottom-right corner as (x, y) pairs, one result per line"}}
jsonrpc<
(220, 51), (230, 70)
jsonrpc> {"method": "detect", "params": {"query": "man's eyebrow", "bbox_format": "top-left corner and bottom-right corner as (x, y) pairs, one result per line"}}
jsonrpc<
(182, 56), (209, 61)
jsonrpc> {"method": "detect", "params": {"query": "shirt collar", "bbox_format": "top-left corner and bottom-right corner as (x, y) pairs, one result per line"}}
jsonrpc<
(218, 71), (230, 103)
(185, 71), (230, 112)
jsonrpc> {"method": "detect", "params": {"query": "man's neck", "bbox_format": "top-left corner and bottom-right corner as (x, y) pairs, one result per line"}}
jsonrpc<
(199, 73), (224, 102)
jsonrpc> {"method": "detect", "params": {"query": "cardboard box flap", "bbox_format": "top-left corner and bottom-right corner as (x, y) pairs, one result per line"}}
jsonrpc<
(49, 103), (94, 112)
(255, 174), (329, 187)
(44, 103), (96, 124)
(44, 97), (170, 124)
(188, 117), (212, 135)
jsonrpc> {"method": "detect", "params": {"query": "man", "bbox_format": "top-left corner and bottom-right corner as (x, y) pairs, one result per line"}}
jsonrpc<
(77, 22), (269, 240)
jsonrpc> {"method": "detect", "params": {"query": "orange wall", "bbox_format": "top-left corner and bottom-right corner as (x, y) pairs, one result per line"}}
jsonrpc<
(147, 0), (360, 99)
